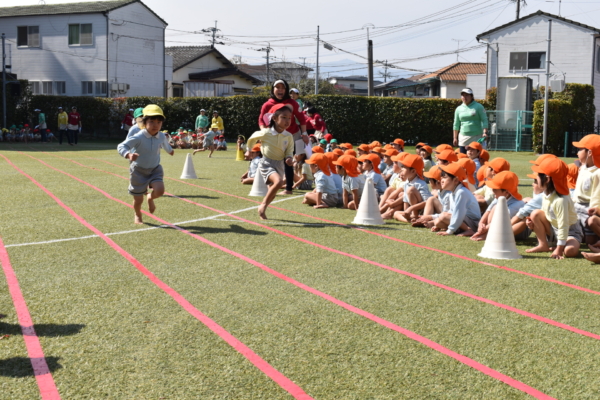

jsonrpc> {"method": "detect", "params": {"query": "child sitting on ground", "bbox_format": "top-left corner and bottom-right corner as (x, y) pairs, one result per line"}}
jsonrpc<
(510, 172), (544, 240)
(46, 129), (55, 142)
(411, 166), (451, 228)
(381, 148), (399, 184)
(456, 158), (477, 192)
(474, 157), (510, 213)
(393, 153), (432, 223)
(379, 153), (408, 218)
(420, 145), (433, 173)
(526, 157), (582, 259)
(291, 152), (313, 190)
(334, 155), (365, 210)
(469, 171), (525, 240)
(433, 163), (482, 236)
(217, 135), (227, 151)
(358, 153), (387, 197)
(241, 145), (262, 185)
(303, 153), (339, 208)
(465, 142), (483, 184)
(325, 152), (344, 205)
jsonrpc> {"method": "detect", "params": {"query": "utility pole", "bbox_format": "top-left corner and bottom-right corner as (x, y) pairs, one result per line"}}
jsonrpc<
(211, 21), (217, 47)
(257, 43), (273, 85)
(299, 57), (307, 67)
(383, 60), (388, 83)
(542, 19), (552, 154)
(315, 25), (319, 95)
(2, 33), (6, 130)
(367, 40), (374, 96)
(451, 39), (464, 63)
(200, 21), (220, 48)
(513, 0), (526, 20)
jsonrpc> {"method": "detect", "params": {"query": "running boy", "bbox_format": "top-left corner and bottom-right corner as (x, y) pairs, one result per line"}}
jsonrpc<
(117, 105), (174, 224)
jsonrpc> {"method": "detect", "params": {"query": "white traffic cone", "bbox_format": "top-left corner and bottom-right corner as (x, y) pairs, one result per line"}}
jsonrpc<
(180, 153), (198, 179)
(478, 196), (522, 260)
(249, 171), (268, 197)
(352, 178), (384, 225)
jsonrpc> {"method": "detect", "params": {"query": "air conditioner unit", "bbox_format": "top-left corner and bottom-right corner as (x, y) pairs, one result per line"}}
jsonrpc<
(550, 79), (565, 92)
(111, 83), (119, 91)
(118, 83), (126, 91)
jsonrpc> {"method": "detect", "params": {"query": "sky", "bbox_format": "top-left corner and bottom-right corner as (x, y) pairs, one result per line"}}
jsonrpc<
(4, 0), (600, 80)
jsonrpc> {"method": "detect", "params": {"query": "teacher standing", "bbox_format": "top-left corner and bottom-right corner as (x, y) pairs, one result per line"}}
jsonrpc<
(453, 88), (488, 153)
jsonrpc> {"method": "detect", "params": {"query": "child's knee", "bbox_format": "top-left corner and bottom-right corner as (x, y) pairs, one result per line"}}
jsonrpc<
(565, 245), (580, 258)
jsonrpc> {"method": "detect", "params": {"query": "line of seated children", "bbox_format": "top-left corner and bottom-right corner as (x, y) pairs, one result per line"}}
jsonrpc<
(241, 145), (262, 185)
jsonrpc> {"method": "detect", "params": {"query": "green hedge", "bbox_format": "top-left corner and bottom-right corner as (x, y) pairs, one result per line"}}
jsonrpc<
(0, 79), (30, 128)
(26, 94), (493, 145)
(532, 83), (595, 154)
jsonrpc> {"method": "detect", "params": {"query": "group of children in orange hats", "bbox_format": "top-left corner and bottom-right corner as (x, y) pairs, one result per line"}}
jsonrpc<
(1, 124), (55, 143)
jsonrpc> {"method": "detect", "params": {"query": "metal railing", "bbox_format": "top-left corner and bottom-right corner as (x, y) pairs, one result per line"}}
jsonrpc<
(485, 110), (534, 152)
(563, 124), (600, 157)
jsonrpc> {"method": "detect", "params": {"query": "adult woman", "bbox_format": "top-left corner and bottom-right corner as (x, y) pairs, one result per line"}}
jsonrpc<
(452, 88), (488, 154)
(195, 109), (209, 132)
(258, 79), (307, 194)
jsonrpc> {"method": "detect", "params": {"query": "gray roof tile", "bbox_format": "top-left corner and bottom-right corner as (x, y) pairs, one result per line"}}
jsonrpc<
(0, 0), (134, 18)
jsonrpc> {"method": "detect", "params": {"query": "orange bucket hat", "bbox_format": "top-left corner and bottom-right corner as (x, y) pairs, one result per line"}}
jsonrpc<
(529, 153), (556, 165)
(358, 153), (381, 174)
(457, 158), (476, 185)
(400, 153), (425, 179)
(424, 165), (442, 181)
(437, 149), (458, 163)
(485, 157), (510, 173)
(531, 157), (569, 195)
(306, 153), (331, 176)
(346, 149), (357, 157)
(251, 144), (261, 153)
(567, 163), (579, 189)
(435, 144), (453, 153)
(383, 148), (399, 157)
(312, 145), (324, 154)
(439, 162), (467, 182)
(332, 148), (344, 156)
(485, 171), (523, 200)
(333, 155), (360, 177)
(465, 142), (483, 152)
(479, 149), (490, 162)
(324, 152), (339, 173)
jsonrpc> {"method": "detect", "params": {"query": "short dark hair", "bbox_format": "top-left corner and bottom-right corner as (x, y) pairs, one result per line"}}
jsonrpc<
(538, 173), (558, 196)
(142, 115), (165, 124)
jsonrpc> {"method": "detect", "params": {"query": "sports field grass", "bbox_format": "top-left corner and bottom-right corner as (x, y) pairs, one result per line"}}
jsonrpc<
(1, 141), (599, 399)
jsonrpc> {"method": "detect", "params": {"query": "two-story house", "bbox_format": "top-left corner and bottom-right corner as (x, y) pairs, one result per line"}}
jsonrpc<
(0, 0), (169, 97)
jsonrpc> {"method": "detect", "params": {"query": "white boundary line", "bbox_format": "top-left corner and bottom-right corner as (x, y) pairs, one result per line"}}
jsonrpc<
(5, 195), (303, 248)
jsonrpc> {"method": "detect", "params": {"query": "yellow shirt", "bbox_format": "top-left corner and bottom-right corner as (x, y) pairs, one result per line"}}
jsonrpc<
(542, 191), (578, 243)
(212, 116), (224, 131)
(247, 127), (294, 161)
(57, 112), (68, 126)
(474, 184), (495, 204)
(574, 165), (600, 206)
(390, 176), (406, 190)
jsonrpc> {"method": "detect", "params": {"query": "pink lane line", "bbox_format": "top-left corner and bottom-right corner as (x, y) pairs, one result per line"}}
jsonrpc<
(0, 237), (61, 400)
(0, 154), (312, 400)
(137, 159), (600, 298)
(17, 153), (558, 400)
(39, 152), (600, 343)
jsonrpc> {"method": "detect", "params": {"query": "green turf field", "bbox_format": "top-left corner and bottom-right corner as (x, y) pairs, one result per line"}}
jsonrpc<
(1, 142), (599, 399)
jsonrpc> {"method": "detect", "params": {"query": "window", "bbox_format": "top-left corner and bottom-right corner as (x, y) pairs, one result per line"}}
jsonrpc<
(69, 24), (93, 46)
(349, 84), (355, 89)
(31, 82), (41, 95)
(55, 81), (66, 95)
(17, 26), (40, 47)
(509, 51), (546, 71)
(173, 86), (183, 97)
(42, 81), (53, 95)
(95, 81), (107, 95)
(81, 81), (93, 95)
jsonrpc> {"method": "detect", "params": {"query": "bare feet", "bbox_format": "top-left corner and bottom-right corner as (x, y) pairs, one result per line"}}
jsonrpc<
(457, 229), (475, 237)
(258, 204), (268, 220)
(147, 193), (156, 214)
(411, 219), (425, 227)
(526, 244), (551, 253)
(279, 190), (293, 195)
(470, 232), (487, 241)
(134, 214), (143, 224)
(381, 210), (395, 220)
(582, 252), (600, 263)
(588, 241), (600, 253)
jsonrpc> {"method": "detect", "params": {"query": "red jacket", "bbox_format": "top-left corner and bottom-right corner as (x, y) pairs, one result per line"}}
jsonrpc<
(303, 111), (314, 130)
(122, 114), (133, 126)
(309, 113), (326, 132)
(258, 98), (306, 134)
(68, 112), (81, 126)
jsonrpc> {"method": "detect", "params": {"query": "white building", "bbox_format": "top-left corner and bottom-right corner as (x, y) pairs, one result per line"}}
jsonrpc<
(0, 0), (169, 97)
(328, 76), (382, 96)
(477, 10), (600, 119)
(417, 63), (487, 99)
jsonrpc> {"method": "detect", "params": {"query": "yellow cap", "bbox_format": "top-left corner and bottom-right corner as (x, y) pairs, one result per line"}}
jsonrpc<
(143, 104), (165, 118)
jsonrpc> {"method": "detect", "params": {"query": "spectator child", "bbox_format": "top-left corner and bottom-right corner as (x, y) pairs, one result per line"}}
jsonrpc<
(291, 152), (313, 190)
(324, 152), (344, 204)
(217, 135), (227, 151)
(358, 153), (387, 197)
(474, 157), (510, 212)
(571, 135), (600, 245)
(412, 166), (451, 228)
(379, 153), (408, 218)
(303, 153), (338, 208)
(420, 145), (433, 173)
(391, 138), (404, 152)
(393, 153), (432, 223)
(334, 155), (365, 210)
(241, 145), (262, 185)
(510, 173), (544, 240)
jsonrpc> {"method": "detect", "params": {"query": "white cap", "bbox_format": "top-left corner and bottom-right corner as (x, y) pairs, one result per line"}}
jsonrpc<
(34, 109), (41, 112)
(461, 88), (474, 95)
(290, 88), (300, 94)
(58, 106), (63, 109)
(200, 109), (206, 112)
(273, 80), (285, 87)
(129, 108), (134, 111)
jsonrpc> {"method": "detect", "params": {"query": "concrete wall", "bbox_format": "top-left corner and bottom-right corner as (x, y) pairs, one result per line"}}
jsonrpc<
(107, 2), (167, 97)
(466, 74), (487, 100)
(441, 81), (465, 99)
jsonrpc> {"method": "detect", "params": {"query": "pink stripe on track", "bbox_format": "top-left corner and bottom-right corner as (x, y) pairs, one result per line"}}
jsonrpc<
(0, 237), (61, 400)
(84, 155), (600, 297)
(19, 154), (559, 399)
(0, 154), (312, 400)
(40, 152), (600, 342)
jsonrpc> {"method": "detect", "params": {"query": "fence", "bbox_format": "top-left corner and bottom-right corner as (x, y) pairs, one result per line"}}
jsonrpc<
(485, 110), (534, 152)
(563, 124), (600, 157)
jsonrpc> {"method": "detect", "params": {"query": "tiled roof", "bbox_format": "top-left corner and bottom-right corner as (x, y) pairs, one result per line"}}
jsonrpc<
(419, 62), (486, 82)
(477, 10), (600, 40)
(374, 78), (420, 90)
(269, 62), (313, 71)
(188, 68), (263, 85)
(165, 46), (232, 71)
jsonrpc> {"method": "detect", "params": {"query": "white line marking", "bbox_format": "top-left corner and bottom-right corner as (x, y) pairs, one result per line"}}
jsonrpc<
(5, 195), (303, 248)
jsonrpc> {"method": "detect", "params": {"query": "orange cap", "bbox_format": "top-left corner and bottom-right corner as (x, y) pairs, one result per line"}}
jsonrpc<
(424, 165), (442, 181)
(333, 155), (360, 177)
(383, 144), (393, 150)
(526, 173), (538, 180)
(529, 154), (556, 165)
(339, 143), (352, 150)
(531, 157), (569, 196)
(346, 149), (357, 157)
(421, 145), (433, 154)
(572, 134), (600, 151)
(391, 152), (409, 162)
(485, 157), (510, 173)
(358, 144), (370, 152)
(312, 145), (324, 154)
(479, 149), (490, 162)
(435, 144), (453, 153)
(466, 142), (483, 152)
(457, 158), (476, 185)
(416, 142), (426, 148)
(358, 153), (381, 173)
(306, 153), (331, 176)
(476, 165), (487, 186)
(251, 144), (261, 153)
(401, 153), (425, 179)
(456, 153), (468, 159)
(439, 162), (466, 182)
(370, 141), (382, 148)
(567, 163), (579, 189)
(437, 149), (458, 162)
(485, 171), (523, 201)
(383, 148), (399, 157)
(372, 146), (383, 154)
(324, 152), (339, 173)
(393, 138), (405, 146)
(454, 148), (462, 154)
(332, 148), (344, 156)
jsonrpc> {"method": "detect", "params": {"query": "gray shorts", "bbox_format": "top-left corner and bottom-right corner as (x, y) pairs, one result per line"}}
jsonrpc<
(298, 180), (313, 190)
(203, 138), (214, 147)
(129, 164), (163, 196)
(457, 215), (479, 234)
(547, 222), (584, 246)
(259, 156), (285, 181)
(321, 192), (339, 207)
(575, 202), (594, 236)
(515, 226), (532, 241)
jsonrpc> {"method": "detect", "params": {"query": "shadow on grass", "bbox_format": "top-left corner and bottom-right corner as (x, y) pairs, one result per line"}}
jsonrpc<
(0, 357), (62, 378)
(177, 224), (268, 236)
(0, 322), (85, 337)
(170, 194), (219, 200)
(271, 219), (397, 231)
